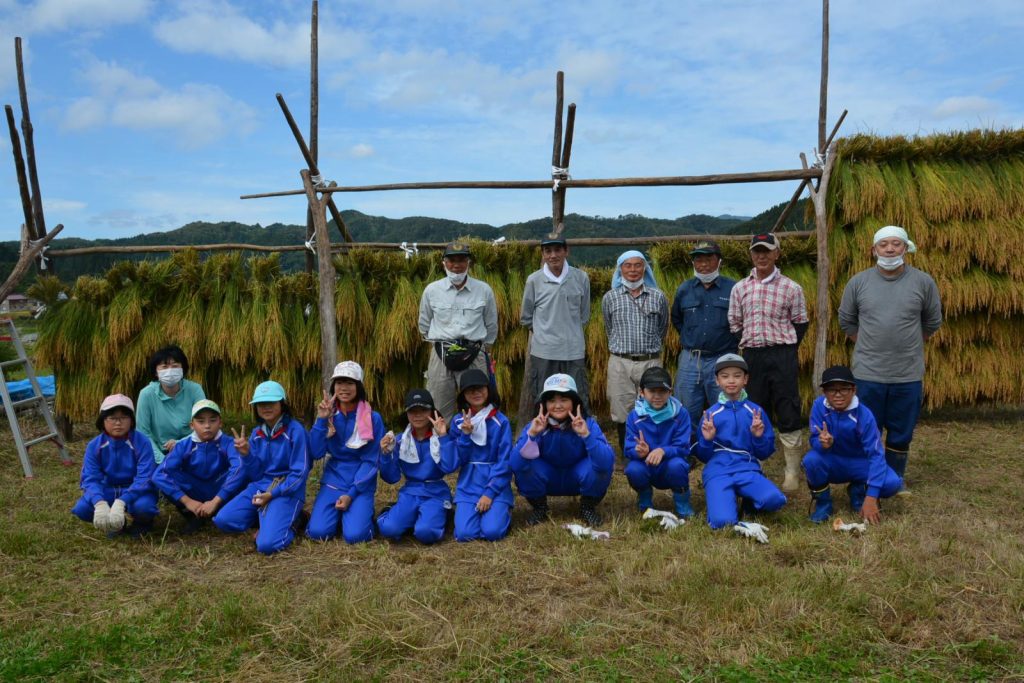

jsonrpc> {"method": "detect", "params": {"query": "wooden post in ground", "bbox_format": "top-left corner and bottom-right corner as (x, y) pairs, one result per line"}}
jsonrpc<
(5, 105), (37, 242)
(802, 147), (836, 387)
(304, 1), (319, 273)
(818, 0), (830, 155)
(770, 109), (846, 233)
(300, 170), (338, 390)
(0, 224), (62, 304)
(15, 39), (48, 245)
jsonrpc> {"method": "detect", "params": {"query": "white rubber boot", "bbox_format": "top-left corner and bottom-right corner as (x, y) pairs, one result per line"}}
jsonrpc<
(779, 429), (804, 493)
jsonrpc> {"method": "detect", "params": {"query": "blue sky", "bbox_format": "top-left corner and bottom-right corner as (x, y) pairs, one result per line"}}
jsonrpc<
(0, 0), (1021, 241)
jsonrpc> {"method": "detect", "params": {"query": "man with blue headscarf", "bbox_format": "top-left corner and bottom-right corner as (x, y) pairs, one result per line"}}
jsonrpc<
(601, 250), (669, 452)
(838, 225), (942, 489)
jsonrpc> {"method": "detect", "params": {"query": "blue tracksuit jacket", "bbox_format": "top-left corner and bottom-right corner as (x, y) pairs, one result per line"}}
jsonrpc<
(221, 417), (309, 500)
(152, 432), (244, 503)
(807, 395), (891, 498)
(308, 408), (384, 499)
(379, 430), (456, 500)
(449, 410), (515, 506)
(79, 430), (157, 506)
(696, 397), (776, 480)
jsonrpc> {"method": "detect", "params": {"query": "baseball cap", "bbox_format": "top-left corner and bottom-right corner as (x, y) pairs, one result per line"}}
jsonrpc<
(538, 373), (579, 402)
(820, 365), (856, 387)
(639, 367), (673, 390)
(250, 380), (287, 404)
(749, 233), (779, 251)
(458, 369), (490, 393)
(689, 240), (722, 256)
(540, 234), (567, 247)
(331, 361), (364, 383)
(715, 353), (748, 374)
(443, 242), (472, 258)
(100, 394), (134, 414)
(190, 399), (222, 418)
(404, 388), (435, 411)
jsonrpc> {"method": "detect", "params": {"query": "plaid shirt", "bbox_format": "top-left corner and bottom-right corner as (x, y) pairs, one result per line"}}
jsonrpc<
(728, 268), (808, 348)
(601, 285), (669, 355)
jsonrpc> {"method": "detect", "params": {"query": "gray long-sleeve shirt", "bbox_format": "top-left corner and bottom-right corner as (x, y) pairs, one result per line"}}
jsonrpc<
(520, 266), (591, 361)
(418, 276), (498, 344)
(838, 265), (943, 383)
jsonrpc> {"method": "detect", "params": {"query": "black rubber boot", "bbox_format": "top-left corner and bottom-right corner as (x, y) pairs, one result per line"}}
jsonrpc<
(526, 497), (550, 526)
(579, 496), (603, 527)
(616, 423), (626, 456)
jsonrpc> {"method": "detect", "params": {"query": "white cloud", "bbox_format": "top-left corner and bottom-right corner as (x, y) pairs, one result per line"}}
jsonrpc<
(25, 0), (152, 31)
(349, 143), (374, 158)
(153, 1), (366, 68)
(61, 60), (256, 147)
(44, 197), (86, 213)
(931, 96), (998, 120)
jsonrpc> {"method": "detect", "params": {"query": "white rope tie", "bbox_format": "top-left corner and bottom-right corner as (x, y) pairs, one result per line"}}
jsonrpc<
(28, 239), (49, 270)
(399, 241), (418, 259)
(492, 236), (506, 245)
(310, 173), (325, 189)
(813, 148), (825, 169)
(551, 165), (570, 192)
(305, 236), (316, 252)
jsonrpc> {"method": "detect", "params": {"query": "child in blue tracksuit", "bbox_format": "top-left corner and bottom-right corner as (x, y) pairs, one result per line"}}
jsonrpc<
(449, 369), (514, 542)
(511, 373), (615, 527)
(153, 399), (244, 534)
(212, 381), (309, 555)
(696, 354), (787, 531)
(376, 388), (456, 544)
(803, 365), (904, 525)
(623, 367), (693, 518)
(306, 361), (384, 544)
(72, 394), (158, 537)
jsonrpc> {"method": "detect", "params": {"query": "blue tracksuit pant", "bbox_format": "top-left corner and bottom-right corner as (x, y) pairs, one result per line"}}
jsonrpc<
(72, 488), (159, 522)
(624, 458), (690, 492)
(161, 470), (224, 506)
(704, 470), (787, 529)
(454, 501), (513, 542)
(213, 483), (304, 555)
(513, 453), (612, 499)
(306, 484), (375, 544)
(803, 450), (903, 498)
(377, 490), (449, 545)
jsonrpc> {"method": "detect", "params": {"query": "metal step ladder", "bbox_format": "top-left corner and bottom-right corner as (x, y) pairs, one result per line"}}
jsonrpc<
(0, 317), (71, 477)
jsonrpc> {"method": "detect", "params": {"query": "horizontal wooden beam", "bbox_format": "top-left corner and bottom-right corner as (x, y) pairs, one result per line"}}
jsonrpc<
(240, 168), (823, 200)
(45, 231), (814, 257)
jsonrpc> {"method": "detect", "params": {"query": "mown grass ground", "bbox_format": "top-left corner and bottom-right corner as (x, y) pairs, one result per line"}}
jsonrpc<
(1, 414), (1022, 681)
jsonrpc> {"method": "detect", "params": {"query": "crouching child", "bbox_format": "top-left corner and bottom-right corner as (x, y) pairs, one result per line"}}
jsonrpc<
(804, 365), (904, 525)
(71, 394), (158, 537)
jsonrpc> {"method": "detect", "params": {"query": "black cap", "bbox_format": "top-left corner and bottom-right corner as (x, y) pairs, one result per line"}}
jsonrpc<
(458, 369), (490, 393)
(639, 366), (673, 390)
(820, 365), (856, 387)
(749, 233), (779, 251)
(540, 234), (567, 247)
(689, 240), (722, 256)
(404, 388), (435, 411)
(443, 242), (471, 258)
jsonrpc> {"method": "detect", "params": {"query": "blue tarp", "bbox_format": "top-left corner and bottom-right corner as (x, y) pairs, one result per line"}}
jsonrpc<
(5, 375), (55, 402)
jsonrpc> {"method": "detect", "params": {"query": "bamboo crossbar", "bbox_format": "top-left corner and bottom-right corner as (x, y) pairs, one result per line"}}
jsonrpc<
(46, 231), (814, 257)
(240, 168), (823, 200)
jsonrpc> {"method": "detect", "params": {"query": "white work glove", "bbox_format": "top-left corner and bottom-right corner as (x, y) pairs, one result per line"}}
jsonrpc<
(832, 517), (867, 535)
(106, 499), (127, 532)
(642, 507), (685, 530)
(733, 521), (769, 544)
(92, 501), (111, 530)
(563, 523), (610, 541)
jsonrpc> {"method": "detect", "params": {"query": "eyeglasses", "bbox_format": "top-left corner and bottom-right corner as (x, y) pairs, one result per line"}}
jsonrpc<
(824, 386), (855, 396)
(104, 415), (131, 423)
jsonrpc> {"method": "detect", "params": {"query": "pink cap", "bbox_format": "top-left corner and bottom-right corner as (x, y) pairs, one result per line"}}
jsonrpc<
(100, 394), (135, 413)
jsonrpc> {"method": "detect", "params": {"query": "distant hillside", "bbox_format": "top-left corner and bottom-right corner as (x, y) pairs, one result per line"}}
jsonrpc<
(0, 210), (751, 285)
(732, 198), (812, 234)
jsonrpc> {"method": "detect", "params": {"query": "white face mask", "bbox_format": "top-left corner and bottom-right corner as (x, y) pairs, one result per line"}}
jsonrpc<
(622, 278), (643, 290)
(158, 367), (183, 386)
(445, 268), (468, 285)
(875, 255), (904, 271)
(694, 268), (720, 284)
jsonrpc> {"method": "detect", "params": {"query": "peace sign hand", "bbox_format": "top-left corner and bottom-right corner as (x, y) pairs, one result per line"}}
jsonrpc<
(817, 421), (833, 449)
(528, 405), (548, 437)
(571, 406), (590, 438)
(459, 409), (474, 434)
(701, 413), (716, 441)
(231, 426), (249, 456)
(750, 409), (765, 438)
(429, 412), (449, 437)
(634, 430), (650, 457)
(316, 390), (333, 419)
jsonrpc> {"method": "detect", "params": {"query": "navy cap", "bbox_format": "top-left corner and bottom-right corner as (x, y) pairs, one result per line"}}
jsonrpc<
(639, 366), (673, 390)
(820, 365), (856, 387)
(443, 242), (472, 258)
(458, 369), (490, 393)
(540, 234), (567, 247)
(689, 240), (722, 256)
(404, 388), (435, 411)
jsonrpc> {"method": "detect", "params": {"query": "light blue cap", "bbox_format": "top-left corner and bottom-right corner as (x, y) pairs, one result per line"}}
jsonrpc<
(250, 380), (287, 404)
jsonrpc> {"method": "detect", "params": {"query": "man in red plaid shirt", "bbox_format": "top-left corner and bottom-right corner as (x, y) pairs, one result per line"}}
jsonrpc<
(727, 233), (809, 492)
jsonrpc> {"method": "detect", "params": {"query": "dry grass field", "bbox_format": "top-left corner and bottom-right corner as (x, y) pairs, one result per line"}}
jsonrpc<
(1, 415), (1022, 681)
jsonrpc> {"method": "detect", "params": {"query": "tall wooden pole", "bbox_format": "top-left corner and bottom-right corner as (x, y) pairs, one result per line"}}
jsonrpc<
(15, 38), (47, 243)
(770, 109), (846, 233)
(802, 148), (836, 387)
(301, 170), (338, 390)
(5, 105), (37, 242)
(550, 71), (564, 236)
(818, 0), (829, 154)
(304, 1), (319, 273)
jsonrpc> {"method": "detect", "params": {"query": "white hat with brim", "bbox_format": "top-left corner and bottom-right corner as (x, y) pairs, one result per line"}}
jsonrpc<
(331, 361), (364, 383)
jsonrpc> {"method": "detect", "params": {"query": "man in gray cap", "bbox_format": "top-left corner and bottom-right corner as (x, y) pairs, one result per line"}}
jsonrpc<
(520, 235), (592, 411)
(671, 239), (739, 440)
(418, 241), (498, 418)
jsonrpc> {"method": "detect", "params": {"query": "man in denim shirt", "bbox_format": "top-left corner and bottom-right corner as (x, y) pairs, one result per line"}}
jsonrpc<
(670, 240), (739, 441)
